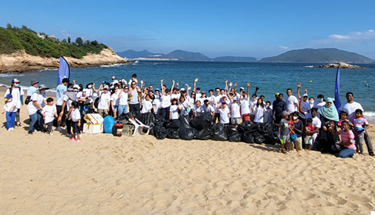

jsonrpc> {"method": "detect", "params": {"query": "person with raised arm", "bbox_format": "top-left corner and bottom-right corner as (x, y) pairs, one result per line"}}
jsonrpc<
(239, 83), (251, 122)
(128, 79), (142, 113)
(160, 79), (174, 120)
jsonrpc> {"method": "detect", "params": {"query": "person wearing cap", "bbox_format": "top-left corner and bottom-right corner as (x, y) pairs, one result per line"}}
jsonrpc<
(97, 85), (112, 117)
(4, 78), (24, 127)
(27, 84), (48, 134)
(26, 79), (39, 98)
(2, 94), (17, 131)
(298, 93), (311, 121)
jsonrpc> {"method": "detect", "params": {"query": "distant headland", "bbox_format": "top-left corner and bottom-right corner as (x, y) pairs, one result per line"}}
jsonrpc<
(0, 25), (132, 73)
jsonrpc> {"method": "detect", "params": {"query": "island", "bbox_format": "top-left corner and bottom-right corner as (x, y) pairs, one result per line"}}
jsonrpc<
(313, 62), (365, 69)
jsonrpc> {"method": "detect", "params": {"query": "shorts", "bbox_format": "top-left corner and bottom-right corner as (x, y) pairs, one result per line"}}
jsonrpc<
(241, 113), (250, 122)
(281, 135), (290, 145)
(304, 136), (313, 145)
(231, 117), (241, 125)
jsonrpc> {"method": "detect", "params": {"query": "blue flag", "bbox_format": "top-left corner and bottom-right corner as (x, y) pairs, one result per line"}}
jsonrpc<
(335, 67), (341, 112)
(57, 57), (70, 86)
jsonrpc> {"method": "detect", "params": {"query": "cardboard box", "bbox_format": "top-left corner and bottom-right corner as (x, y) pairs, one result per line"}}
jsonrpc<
(83, 123), (103, 134)
(84, 114), (104, 124)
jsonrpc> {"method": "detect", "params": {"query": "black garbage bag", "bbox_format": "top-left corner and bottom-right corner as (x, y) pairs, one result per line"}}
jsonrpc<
(237, 121), (253, 133)
(139, 113), (156, 127)
(117, 113), (128, 121)
(166, 119), (181, 129)
(254, 132), (266, 144)
(196, 128), (212, 140)
(228, 133), (241, 142)
(256, 123), (273, 135)
(155, 114), (165, 126)
(179, 115), (191, 129)
(190, 113), (213, 130)
(264, 133), (278, 144)
(179, 127), (197, 140)
(241, 131), (254, 143)
(167, 128), (180, 139)
(154, 125), (168, 140)
(225, 125), (241, 142)
(211, 123), (228, 141)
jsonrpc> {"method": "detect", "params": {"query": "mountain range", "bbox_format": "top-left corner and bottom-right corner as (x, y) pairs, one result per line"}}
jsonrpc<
(116, 48), (374, 63)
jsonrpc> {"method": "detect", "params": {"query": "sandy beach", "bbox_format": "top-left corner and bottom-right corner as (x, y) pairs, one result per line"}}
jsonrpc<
(1, 88), (375, 214)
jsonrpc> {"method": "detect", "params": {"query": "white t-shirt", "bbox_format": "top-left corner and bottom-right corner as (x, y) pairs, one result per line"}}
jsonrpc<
(170, 105), (179, 119)
(171, 93), (180, 100)
(219, 108), (230, 124)
(253, 106), (266, 123)
(42, 105), (57, 124)
(83, 88), (93, 98)
(111, 93), (119, 106)
(193, 105), (204, 116)
(118, 91), (128, 105)
(339, 101), (363, 120)
(196, 93), (202, 99)
(128, 78), (138, 86)
(4, 87), (24, 109)
(312, 116), (321, 129)
(203, 104), (214, 114)
(286, 95), (298, 113)
(141, 99), (153, 113)
(211, 95), (222, 113)
(153, 98), (161, 114)
(187, 96), (195, 106)
(70, 108), (81, 122)
(240, 97), (250, 115)
(56, 95), (64, 106)
(63, 95), (75, 112)
(161, 94), (171, 108)
(230, 102), (241, 118)
(3, 100), (16, 112)
(98, 92), (111, 110)
(179, 100), (190, 116)
(27, 93), (46, 115)
(249, 100), (257, 115)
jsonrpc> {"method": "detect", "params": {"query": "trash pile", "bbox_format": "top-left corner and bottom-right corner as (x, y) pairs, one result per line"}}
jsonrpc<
(118, 112), (280, 144)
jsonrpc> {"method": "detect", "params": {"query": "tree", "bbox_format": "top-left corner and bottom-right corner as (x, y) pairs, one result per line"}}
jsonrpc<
(6, 23), (12, 29)
(91, 40), (98, 46)
(84, 40), (90, 45)
(68, 37), (71, 44)
(75, 37), (83, 45)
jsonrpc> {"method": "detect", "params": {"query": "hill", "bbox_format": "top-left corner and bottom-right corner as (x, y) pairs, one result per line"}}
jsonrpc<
(0, 24), (108, 59)
(213, 56), (257, 62)
(259, 48), (374, 63)
(164, 50), (211, 61)
(116, 49), (165, 58)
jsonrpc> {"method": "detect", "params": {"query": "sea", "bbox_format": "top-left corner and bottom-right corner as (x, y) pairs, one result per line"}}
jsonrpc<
(1, 61), (375, 120)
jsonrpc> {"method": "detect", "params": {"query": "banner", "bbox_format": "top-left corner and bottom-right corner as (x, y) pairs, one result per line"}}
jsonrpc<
(335, 67), (341, 111)
(57, 56), (70, 86)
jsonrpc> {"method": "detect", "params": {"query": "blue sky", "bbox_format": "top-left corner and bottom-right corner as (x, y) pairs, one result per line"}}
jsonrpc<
(1, 0), (375, 58)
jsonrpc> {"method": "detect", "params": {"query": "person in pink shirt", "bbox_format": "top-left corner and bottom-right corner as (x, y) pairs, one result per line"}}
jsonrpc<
(350, 109), (370, 154)
(330, 121), (356, 158)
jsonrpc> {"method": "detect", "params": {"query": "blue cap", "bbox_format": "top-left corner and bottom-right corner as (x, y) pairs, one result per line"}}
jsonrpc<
(155, 88), (160, 92)
(5, 94), (12, 99)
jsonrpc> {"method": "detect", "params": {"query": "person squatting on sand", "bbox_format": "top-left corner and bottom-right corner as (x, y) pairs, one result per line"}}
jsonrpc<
(6, 76), (373, 158)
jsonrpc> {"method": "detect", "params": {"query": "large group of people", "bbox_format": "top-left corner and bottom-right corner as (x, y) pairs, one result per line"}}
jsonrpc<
(2, 74), (373, 158)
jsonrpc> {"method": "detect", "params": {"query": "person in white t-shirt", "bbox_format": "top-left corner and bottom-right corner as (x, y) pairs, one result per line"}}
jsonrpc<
(160, 79), (175, 119)
(4, 78), (24, 127)
(98, 86), (112, 117)
(239, 83), (251, 122)
(286, 88), (299, 113)
(152, 88), (161, 115)
(118, 86), (129, 116)
(170, 99), (179, 120)
(2, 94), (16, 131)
(141, 94), (153, 113)
(210, 87), (222, 123)
(27, 84), (48, 134)
(193, 100), (204, 117)
(110, 87), (120, 119)
(41, 97), (57, 135)
(304, 108), (321, 149)
(68, 101), (81, 142)
(178, 96), (191, 116)
(229, 96), (241, 125)
(128, 74), (138, 87)
(249, 94), (258, 122)
(252, 98), (267, 124)
(202, 99), (214, 118)
(219, 102), (230, 125)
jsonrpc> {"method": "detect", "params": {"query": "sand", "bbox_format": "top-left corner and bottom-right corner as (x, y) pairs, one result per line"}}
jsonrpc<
(1, 89), (375, 215)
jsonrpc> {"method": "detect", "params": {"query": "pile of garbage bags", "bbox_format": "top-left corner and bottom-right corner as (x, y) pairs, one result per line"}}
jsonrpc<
(117, 112), (279, 144)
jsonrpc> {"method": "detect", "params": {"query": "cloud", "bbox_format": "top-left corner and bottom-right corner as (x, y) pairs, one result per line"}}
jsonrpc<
(302, 30), (375, 47)
(279, 45), (289, 50)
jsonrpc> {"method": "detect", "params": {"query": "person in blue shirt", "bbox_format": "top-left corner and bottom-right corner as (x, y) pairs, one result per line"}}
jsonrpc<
(26, 79), (39, 96)
(56, 78), (69, 101)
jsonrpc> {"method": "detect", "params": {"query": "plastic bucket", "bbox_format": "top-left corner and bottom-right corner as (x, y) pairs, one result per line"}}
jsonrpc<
(113, 123), (124, 137)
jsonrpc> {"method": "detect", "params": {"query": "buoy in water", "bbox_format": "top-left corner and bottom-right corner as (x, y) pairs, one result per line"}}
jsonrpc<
(310, 80), (312, 82)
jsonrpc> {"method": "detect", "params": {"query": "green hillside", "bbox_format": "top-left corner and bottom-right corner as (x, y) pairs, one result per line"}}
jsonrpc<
(260, 48), (374, 63)
(0, 24), (107, 58)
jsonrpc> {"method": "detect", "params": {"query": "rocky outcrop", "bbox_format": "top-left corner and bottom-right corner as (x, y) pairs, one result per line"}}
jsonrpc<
(0, 47), (133, 73)
(313, 62), (365, 69)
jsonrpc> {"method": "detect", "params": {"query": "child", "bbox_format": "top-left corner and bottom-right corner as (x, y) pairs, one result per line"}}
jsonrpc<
(170, 98), (179, 120)
(141, 94), (153, 113)
(350, 109), (369, 154)
(252, 98), (266, 124)
(68, 101), (81, 142)
(218, 101), (230, 125)
(41, 98), (57, 135)
(278, 111), (291, 154)
(2, 94), (16, 131)
(338, 111), (353, 128)
(330, 121), (356, 158)
(304, 118), (314, 150)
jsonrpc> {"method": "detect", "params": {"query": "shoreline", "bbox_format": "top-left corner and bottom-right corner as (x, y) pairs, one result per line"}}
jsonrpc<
(0, 47), (134, 73)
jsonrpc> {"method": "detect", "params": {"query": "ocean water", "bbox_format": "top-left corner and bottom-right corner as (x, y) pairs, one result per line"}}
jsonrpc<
(1, 61), (375, 117)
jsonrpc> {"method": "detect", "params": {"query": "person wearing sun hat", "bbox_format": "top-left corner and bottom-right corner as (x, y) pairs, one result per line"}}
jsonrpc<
(2, 94), (17, 131)
(4, 78), (24, 128)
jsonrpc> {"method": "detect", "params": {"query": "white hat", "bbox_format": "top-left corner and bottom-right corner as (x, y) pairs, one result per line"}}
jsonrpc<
(180, 88), (185, 91)
(112, 76), (116, 80)
(240, 87), (244, 90)
(73, 84), (80, 89)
